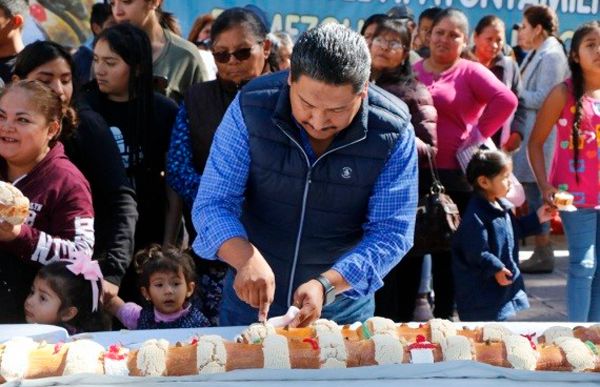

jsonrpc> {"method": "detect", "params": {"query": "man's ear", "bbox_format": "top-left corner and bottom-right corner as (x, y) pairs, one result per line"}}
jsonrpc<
(11, 14), (24, 29)
(359, 81), (369, 99)
(60, 306), (78, 322)
(11, 74), (20, 82)
(287, 72), (292, 86)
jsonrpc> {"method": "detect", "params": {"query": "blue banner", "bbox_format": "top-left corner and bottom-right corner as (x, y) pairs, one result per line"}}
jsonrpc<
(164, 0), (597, 45)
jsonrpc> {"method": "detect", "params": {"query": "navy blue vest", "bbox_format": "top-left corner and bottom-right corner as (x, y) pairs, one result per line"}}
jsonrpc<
(237, 72), (410, 309)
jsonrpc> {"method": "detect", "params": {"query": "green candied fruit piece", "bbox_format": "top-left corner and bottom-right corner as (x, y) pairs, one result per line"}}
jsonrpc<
(585, 340), (598, 355)
(361, 322), (372, 340)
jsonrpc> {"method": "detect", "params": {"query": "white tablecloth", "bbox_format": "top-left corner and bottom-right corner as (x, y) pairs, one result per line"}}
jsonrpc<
(1, 322), (599, 386)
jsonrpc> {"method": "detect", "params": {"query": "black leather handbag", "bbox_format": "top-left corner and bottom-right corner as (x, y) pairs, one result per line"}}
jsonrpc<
(412, 150), (461, 255)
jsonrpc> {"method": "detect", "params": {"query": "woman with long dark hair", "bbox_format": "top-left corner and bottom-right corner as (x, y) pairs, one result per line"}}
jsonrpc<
(83, 23), (178, 302)
(109, 0), (209, 101)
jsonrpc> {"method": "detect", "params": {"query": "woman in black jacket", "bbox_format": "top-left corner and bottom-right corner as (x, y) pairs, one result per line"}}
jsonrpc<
(12, 41), (138, 301)
(368, 17), (438, 322)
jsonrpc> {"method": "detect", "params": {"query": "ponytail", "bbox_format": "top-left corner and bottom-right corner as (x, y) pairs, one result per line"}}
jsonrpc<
(156, 6), (181, 36)
(59, 105), (79, 142)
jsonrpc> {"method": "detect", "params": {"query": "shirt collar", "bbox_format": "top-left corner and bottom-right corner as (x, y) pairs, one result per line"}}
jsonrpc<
(153, 302), (191, 323)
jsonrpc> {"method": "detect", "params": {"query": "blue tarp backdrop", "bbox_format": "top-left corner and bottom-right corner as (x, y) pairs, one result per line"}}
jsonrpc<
(163, 0), (598, 44)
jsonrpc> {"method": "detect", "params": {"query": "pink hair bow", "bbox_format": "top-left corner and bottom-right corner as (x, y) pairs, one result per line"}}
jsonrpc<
(66, 252), (103, 312)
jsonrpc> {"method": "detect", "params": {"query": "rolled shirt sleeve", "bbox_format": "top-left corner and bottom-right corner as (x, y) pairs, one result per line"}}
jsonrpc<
(192, 95), (249, 259)
(332, 123), (419, 298)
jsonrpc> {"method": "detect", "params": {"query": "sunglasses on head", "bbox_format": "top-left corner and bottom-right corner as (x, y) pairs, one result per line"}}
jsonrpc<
(212, 42), (263, 63)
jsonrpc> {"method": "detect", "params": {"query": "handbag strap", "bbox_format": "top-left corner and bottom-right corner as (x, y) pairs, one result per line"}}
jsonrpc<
(426, 146), (445, 194)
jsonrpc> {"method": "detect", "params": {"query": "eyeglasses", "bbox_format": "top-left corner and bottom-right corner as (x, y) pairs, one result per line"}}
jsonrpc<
(372, 36), (405, 51)
(195, 39), (211, 49)
(212, 42), (263, 63)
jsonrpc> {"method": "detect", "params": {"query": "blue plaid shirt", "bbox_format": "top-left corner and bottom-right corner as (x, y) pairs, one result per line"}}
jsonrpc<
(192, 94), (418, 298)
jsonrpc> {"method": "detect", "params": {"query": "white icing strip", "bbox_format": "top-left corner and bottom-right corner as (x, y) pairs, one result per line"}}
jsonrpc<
(0, 337), (37, 381)
(504, 335), (538, 371)
(196, 335), (227, 374)
(63, 339), (105, 375)
(103, 348), (130, 376)
(554, 337), (596, 372)
(313, 319), (341, 333)
(372, 333), (404, 365)
(136, 339), (169, 376)
(367, 317), (397, 337)
(241, 323), (276, 343)
(315, 325), (347, 369)
(441, 335), (474, 361)
(262, 334), (290, 369)
(429, 319), (457, 344)
(543, 326), (574, 344)
(482, 324), (512, 342)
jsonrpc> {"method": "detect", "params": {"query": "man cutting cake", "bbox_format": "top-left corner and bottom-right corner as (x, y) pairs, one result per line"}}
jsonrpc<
(192, 23), (417, 326)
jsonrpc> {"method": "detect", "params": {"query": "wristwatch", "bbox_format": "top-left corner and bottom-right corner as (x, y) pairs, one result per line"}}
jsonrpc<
(315, 275), (336, 306)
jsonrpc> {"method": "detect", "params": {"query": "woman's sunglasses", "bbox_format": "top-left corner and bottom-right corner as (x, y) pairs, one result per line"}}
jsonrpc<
(212, 42), (263, 63)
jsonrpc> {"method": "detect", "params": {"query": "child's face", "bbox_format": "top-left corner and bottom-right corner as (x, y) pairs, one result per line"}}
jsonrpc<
(573, 28), (600, 76)
(141, 270), (195, 315)
(482, 165), (512, 200)
(24, 277), (62, 325)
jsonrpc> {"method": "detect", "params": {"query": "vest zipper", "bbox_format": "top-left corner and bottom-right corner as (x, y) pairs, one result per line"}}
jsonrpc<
(276, 123), (366, 306)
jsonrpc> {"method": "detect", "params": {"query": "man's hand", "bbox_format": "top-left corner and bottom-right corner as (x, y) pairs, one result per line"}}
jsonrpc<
(0, 221), (21, 242)
(494, 267), (513, 286)
(233, 253), (275, 322)
(289, 279), (324, 328)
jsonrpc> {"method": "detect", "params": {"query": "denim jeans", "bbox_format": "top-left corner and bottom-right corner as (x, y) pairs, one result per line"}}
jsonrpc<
(219, 269), (375, 326)
(522, 182), (550, 235)
(560, 209), (600, 321)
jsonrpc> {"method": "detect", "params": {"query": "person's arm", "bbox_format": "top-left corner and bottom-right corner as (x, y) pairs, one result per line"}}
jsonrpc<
(0, 183), (95, 263)
(332, 122), (419, 298)
(409, 82), (438, 160)
(290, 128), (419, 327)
(166, 103), (202, 208)
(521, 52), (568, 110)
(192, 95), (275, 321)
(163, 185), (184, 247)
(468, 62), (518, 139)
(459, 215), (506, 279)
(504, 61), (525, 152)
(527, 83), (568, 203)
(72, 111), (137, 287)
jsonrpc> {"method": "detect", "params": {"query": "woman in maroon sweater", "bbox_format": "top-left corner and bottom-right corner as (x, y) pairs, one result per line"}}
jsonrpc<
(369, 17), (438, 322)
(0, 80), (94, 322)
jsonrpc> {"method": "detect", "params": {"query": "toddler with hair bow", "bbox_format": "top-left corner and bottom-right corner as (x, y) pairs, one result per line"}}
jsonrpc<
(24, 253), (108, 333)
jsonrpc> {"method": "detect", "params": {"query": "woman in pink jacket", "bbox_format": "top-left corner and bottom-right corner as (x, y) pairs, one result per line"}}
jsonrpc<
(413, 8), (517, 319)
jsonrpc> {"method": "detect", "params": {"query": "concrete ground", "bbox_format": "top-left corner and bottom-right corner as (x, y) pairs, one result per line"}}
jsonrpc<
(517, 234), (569, 321)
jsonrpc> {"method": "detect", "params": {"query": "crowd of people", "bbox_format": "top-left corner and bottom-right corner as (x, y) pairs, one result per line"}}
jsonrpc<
(0, 0), (598, 334)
